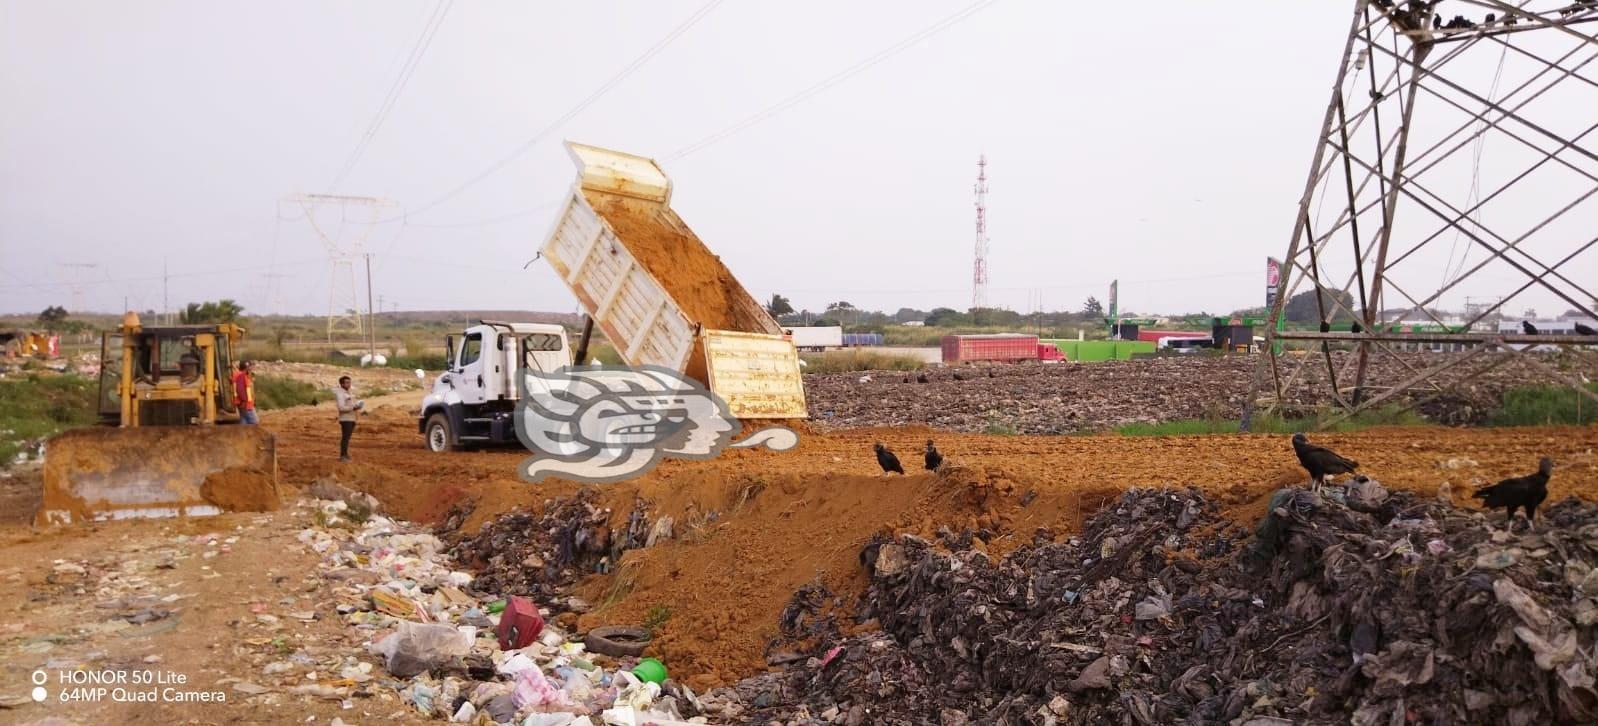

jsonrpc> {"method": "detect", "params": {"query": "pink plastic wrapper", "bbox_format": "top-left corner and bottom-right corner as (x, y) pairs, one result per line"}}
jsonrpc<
(512, 667), (570, 708)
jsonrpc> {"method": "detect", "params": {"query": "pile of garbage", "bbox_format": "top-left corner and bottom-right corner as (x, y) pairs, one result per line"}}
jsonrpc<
(803, 350), (1598, 432)
(296, 493), (706, 724)
(449, 491), (657, 608)
(741, 484), (1598, 724)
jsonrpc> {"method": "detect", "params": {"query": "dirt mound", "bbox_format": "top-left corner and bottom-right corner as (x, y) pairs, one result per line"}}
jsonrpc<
(741, 485), (1598, 724)
(200, 467), (279, 512)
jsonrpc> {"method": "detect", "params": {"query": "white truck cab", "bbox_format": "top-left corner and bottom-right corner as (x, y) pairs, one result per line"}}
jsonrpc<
(418, 321), (571, 451)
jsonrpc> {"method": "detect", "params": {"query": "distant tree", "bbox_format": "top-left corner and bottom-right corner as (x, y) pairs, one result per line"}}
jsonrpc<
(180, 299), (246, 324)
(812, 317), (841, 328)
(825, 301), (855, 312)
(1081, 296), (1104, 318)
(924, 307), (965, 326)
(1283, 289), (1355, 323)
(766, 294), (794, 317)
(36, 305), (69, 328)
(892, 307), (928, 323)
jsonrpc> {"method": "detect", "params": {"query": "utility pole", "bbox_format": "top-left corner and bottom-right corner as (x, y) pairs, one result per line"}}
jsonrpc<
(162, 259), (170, 324)
(364, 253), (377, 364)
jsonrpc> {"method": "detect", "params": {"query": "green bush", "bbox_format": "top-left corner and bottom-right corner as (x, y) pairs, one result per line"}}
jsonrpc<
(1490, 383), (1598, 426)
(253, 375), (329, 410)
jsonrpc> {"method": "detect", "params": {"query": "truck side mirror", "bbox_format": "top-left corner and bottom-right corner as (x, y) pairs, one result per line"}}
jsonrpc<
(445, 335), (457, 371)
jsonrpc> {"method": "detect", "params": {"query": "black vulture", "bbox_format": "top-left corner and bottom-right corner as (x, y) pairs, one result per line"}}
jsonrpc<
(874, 442), (905, 475)
(1473, 458), (1554, 532)
(1291, 433), (1359, 491)
(1522, 320), (1539, 335)
(1319, 321), (1332, 333)
(1575, 322), (1597, 336)
(1351, 321), (1364, 334)
(916, 372), (929, 384)
(924, 440), (944, 472)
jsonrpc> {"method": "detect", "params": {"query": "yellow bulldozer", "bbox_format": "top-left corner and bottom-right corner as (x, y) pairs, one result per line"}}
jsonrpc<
(37, 312), (278, 525)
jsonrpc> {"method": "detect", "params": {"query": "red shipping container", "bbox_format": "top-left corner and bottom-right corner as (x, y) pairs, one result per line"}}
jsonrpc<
(496, 596), (545, 650)
(941, 334), (1040, 363)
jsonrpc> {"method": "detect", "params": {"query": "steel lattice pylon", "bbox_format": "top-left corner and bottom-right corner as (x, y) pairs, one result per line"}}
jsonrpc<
(1243, 0), (1598, 429)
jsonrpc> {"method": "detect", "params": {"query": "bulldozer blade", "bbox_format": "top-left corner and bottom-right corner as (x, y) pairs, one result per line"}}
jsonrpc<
(38, 425), (278, 525)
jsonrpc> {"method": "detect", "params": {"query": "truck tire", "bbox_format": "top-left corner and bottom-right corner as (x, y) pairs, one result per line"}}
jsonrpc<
(584, 626), (651, 657)
(424, 413), (456, 453)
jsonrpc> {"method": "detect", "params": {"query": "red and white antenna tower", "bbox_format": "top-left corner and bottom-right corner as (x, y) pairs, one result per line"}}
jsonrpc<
(971, 155), (989, 310)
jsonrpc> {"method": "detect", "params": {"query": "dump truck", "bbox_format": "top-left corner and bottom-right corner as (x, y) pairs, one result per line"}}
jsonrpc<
(37, 312), (277, 525)
(540, 142), (806, 419)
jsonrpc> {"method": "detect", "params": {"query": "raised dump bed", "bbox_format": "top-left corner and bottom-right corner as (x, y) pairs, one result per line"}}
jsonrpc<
(541, 142), (806, 419)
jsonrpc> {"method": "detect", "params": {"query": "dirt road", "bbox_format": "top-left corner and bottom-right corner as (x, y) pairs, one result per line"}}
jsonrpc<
(2, 390), (1595, 719)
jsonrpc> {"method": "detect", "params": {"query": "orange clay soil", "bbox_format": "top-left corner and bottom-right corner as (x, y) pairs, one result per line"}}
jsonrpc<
(583, 191), (777, 336)
(260, 396), (1598, 688)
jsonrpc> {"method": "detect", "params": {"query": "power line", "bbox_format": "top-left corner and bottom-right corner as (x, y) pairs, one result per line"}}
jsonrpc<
(328, 0), (455, 192)
(0, 258), (324, 291)
(403, 198), (563, 228)
(383, 0), (725, 222)
(666, 0), (1001, 161)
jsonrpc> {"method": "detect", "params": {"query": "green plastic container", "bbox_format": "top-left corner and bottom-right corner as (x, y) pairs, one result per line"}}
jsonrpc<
(486, 599), (507, 614)
(632, 657), (667, 684)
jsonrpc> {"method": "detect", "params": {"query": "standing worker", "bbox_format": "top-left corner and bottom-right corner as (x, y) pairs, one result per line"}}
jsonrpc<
(233, 361), (258, 425)
(333, 375), (364, 461)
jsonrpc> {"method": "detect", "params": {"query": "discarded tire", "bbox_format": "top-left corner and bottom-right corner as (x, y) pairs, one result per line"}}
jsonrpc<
(584, 625), (650, 657)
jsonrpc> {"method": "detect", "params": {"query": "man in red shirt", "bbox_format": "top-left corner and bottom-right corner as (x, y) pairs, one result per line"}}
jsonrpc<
(233, 361), (258, 424)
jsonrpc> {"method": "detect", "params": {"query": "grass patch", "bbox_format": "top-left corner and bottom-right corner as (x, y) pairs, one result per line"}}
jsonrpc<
(1490, 383), (1598, 426)
(801, 349), (926, 373)
(0, 373), (99, 463)
(1114, 406), (1427, 437)
(643, 605), (672, 636)
(984, 421), (1020, 436)
(253, 375), (330, 410)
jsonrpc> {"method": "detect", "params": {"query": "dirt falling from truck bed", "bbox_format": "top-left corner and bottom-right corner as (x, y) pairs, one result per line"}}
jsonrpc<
(583, 191), (777, 335)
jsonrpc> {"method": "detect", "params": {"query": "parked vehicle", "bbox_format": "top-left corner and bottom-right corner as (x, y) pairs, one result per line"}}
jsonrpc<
(784, 326), (843, 351)
(942, 334), (1041, 363)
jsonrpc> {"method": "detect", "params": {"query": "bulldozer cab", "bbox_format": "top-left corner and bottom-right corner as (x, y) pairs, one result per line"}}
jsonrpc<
(99, 323), (241, 426)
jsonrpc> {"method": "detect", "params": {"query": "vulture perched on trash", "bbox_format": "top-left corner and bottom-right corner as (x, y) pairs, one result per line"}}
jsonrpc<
(1472, 457), (1554, 532)
(874, 443), (905, 475)
(1575, 322), (1597, 336)
(924, 440), (944, 472)
(1291, 433), (1359, 491)
(1522, 320), (1539, 335)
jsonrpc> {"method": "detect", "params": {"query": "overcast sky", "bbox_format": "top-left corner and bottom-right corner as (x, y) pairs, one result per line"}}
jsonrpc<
(1, 1), (1589, 320)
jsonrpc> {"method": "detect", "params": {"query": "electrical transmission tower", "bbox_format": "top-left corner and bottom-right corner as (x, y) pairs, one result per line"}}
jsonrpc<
(57, 263), (100, 313)
(1245, 0), (1598, 429)
(282, 193), (397, 341)
(972, 155), (989, 311)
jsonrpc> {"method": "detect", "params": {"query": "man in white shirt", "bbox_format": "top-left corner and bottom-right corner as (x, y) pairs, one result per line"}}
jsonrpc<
(333, 375), (364, 461)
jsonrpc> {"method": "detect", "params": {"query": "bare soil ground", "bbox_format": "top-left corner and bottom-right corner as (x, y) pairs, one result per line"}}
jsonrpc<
(2, 366), (1597, 721)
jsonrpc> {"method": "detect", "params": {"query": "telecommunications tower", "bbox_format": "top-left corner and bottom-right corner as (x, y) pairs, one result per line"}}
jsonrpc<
(972, 155), (989, 310)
